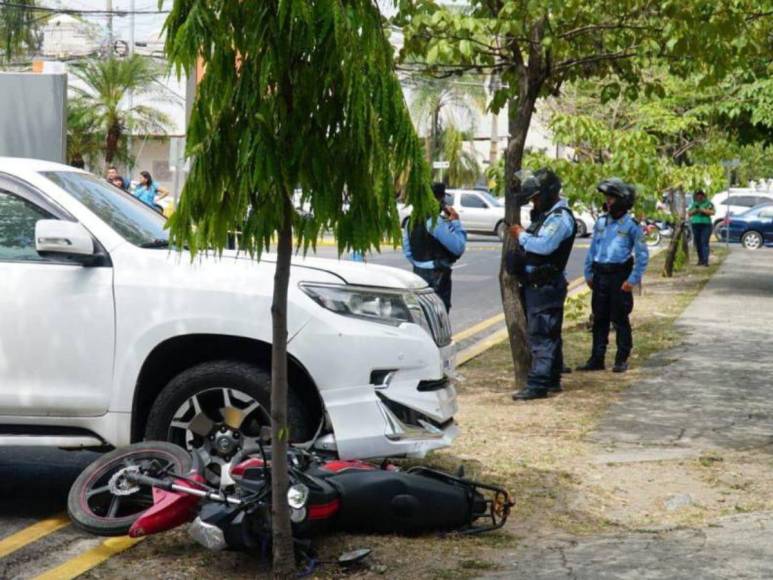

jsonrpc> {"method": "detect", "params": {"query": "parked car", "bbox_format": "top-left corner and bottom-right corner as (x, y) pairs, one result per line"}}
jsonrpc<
(724, 203), (773, 249)
(711, 189), (773, 240)
(0, 158), (457, 460)
(399, 190), (592, 240)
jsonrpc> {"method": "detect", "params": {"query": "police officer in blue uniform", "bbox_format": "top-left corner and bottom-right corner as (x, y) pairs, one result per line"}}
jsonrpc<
(403, 182), (467, 312)
(578, 178), (649, 373)
(507, 169), (576, 401)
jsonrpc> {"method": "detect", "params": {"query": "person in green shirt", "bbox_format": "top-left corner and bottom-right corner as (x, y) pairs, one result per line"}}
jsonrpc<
(688, 190), (715, 266)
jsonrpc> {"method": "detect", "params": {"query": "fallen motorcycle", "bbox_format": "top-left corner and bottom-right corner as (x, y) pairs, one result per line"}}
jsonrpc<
(67, 440), (513, 556)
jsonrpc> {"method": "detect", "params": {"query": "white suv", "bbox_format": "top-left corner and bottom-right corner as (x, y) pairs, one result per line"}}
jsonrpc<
(0, 159), (457, 460)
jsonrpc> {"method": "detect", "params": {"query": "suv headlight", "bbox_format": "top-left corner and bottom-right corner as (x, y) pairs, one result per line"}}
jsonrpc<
(300, 283), (430, 332)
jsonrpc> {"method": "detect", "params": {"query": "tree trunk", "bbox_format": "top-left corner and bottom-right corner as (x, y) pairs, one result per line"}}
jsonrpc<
(662, 220), (684, 277)
(270, 200), (295, 579)
(499, 86), (540, 387)
(105, 124), (120, 165)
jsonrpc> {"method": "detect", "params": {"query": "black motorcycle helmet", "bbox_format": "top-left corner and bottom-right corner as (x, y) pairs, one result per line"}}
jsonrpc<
(598, 178), (635, 218)
(517, 168), (562, 210)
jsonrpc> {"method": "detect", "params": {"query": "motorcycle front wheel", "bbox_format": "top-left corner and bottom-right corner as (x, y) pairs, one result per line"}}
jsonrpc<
(67, 441), (192, 536)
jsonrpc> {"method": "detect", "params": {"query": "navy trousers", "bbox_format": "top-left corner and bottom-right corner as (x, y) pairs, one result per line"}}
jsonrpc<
(413, 266), (453, 312)
(692, 223), (711, 265)
(591, 270), (634, 364)
(522, 277), (567, 393)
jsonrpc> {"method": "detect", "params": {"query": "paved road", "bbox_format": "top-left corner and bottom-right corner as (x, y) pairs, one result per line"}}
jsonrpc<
(0, 233), (590, 577)
(312, 235), (591, 334)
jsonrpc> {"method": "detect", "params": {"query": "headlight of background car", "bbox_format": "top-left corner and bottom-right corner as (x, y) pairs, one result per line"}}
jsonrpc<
(300, 283), (430, 332)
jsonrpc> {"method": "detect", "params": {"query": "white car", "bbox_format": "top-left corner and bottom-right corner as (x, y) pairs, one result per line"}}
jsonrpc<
(399, 189), (593, 239)
(0, 158), (457, 460)
(711, 189), (773, 239)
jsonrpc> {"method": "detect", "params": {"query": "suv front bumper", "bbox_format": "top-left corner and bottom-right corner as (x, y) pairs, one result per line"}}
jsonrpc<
(289, 317), (458, 459)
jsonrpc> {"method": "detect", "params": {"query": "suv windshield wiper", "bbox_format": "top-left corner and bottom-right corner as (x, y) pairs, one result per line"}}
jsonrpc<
(139, 239), (170, 249)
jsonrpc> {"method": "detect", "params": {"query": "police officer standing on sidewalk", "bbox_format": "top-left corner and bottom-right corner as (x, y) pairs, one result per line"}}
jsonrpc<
(507, 169), (577, 401)
(403, 182), (467, 312)
(578, 178), (649, 374)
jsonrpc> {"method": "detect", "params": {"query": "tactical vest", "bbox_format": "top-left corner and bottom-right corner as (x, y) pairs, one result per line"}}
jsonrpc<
(408, 216), (459, 268)
(524, 206), (577, 271)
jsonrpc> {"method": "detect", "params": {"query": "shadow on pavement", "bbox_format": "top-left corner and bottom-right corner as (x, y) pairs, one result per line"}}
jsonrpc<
(0, 447), (99, 517)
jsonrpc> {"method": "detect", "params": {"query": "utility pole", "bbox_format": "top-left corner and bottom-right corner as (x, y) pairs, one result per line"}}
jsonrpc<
(106, 0), (113, 47)
(488, 74), (499, 169)
(127, 0), (135, 176)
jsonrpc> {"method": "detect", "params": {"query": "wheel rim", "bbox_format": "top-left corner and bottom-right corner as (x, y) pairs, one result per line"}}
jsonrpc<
(167, 388), (270, 480)
(80, 451), (179, 521)
(575, 221), (586, 237)
(496, 223), (506, 239)
(745, 233), (762, 249)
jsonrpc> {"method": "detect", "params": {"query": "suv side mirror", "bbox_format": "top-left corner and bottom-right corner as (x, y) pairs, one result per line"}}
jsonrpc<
(35, 220), (96, 261)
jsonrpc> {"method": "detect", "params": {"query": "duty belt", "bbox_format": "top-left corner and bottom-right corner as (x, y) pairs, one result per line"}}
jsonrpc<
(524, 265), (562, 287)
(592, 258), (633, 275)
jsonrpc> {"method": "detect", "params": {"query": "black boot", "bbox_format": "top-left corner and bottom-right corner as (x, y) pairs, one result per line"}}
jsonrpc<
(511, 388), (548, 401)
(561, 365), (572, 375)
(612, 360), (629, 373)
(548, 384), (563, 394)
(576, 359), (605, 372)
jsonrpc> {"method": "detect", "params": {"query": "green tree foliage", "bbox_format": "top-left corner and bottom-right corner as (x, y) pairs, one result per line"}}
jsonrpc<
(162, 2), (432, 575)
(71, 56), (172, 165)
(66, 98), (103, 168)
(407, 77), (485, 184)
(0, 0), (40, 62)
(397, 0), (770, 383)
(443, 124), (482, 186)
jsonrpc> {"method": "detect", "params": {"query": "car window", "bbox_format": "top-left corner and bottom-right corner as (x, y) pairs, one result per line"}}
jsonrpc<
(480, 191), (504, 207)
(754, 196), (773, 207)
(41, 171), (169, 247)
(460, 193), (488, 208)
(729, 195), (758, 207)
(0, 191), (52, 262)
(758, 207), (773, 218)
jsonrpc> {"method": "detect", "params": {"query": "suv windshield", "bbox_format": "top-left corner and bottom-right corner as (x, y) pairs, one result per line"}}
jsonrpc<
(41, 171), (169, 247)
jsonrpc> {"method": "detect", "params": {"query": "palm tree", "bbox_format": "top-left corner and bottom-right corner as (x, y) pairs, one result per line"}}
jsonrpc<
(443, 125), (481, 187)
(0, 0), (42, 63)
(407, 78), (486, 166)
(70, 55), (172, 164)
(67, 97), (103, 168)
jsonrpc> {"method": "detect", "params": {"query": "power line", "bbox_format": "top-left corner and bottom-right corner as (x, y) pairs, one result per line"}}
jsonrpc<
(0, 1), (169, 15)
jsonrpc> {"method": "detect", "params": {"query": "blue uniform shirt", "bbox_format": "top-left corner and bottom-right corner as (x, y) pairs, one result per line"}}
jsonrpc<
(584, 213), (649, 285)
(517, 199), (575, 272)
(403, 216), (467, 269)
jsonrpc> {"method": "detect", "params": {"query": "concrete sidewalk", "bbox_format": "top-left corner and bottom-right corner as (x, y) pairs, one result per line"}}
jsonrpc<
(488, 248), (773, 579)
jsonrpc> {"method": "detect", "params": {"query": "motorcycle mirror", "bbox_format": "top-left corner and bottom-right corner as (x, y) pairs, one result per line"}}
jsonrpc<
(338, 548), (372, 566)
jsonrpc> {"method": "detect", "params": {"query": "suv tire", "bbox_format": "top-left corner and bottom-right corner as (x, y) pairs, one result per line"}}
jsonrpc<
(144, 360), (314, 446)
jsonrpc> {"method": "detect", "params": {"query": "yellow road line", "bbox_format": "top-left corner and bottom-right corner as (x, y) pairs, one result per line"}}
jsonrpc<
(457, 327), (510, 366)
(34, 537), (143, 580)
(453, 313), (505, 342)
(0, 515), (70, 559)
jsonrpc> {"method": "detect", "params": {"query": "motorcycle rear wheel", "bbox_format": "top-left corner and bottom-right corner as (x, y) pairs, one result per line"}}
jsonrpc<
(68, 442), (192, 536)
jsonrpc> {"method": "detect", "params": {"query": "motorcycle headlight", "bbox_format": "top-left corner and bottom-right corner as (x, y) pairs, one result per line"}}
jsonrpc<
(287, 483), (310, 510)
(301, 283), (428, 330)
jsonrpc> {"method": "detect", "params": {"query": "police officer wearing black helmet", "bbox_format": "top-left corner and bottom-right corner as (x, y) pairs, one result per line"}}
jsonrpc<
(507, 168), (577, 401)
(578, 178), (649, 373)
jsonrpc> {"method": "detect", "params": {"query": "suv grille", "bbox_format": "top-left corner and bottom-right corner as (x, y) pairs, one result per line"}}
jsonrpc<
(416, 291), (452, 347)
